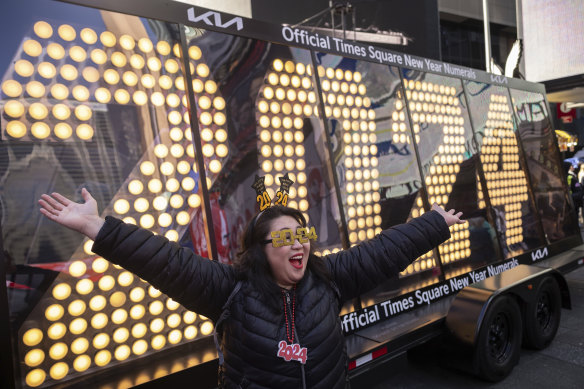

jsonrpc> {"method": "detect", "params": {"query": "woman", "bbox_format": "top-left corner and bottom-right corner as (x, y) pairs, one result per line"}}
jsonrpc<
(39, 189), (464, 388)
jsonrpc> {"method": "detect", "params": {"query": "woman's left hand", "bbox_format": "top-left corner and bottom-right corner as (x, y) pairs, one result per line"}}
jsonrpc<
(431, 203), (466, 227)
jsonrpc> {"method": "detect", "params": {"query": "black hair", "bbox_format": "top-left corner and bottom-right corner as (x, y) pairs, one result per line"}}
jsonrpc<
(234, 205), (331, 293)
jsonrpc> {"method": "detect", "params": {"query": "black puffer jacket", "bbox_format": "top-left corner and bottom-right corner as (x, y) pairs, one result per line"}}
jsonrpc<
(92, 210), (450, 388)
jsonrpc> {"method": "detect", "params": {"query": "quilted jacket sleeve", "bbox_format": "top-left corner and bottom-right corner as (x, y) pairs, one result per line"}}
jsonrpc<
(324, 210), (451, 301)
(92, 216), (237, 321)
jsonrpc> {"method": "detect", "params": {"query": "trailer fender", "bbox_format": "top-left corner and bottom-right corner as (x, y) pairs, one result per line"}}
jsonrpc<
(445, 264), (569, 347)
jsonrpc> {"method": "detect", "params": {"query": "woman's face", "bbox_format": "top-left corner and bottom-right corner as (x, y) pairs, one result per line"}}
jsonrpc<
(263, 215), (310, 289)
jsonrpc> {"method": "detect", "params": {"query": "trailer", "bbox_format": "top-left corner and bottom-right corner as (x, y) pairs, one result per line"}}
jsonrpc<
(1, 1), (583, 388)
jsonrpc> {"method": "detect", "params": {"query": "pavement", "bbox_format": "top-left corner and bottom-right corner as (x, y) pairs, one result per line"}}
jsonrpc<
(350, 265), (584, 389)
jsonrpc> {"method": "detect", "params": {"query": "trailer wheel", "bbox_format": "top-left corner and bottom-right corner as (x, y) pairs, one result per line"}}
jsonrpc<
(523, 277), (561, 350)
(475, 295), (522, 382)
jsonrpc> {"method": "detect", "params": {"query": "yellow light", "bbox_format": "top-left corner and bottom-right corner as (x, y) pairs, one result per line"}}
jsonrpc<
(76, 124), (94, 140)
(169, 194), (184, 208)
(203, 80), (217, 95)
(15, 59), (34, 77)
(132, 339), (148, 355)
(91, 258), (108, 274)
(23, 328), (43, 346)
(140, 214), (155, 229)
(57, 23), (76, 40)
(75, 105), (92, 121)
(114, 199), (130, 215)
(4, 100), (25, 118)
(151, 91), (165, 106)
(77, 27), (98, 44)
(69, 317), (87, 335)
(89, 295), (106, 311)
(188, 194), (201, 208)
(2, 80), (22, 97)
(113, 345), (131, 361)
(25, 349), (45, 367)
(160, 161), (175, 176)
(167, 93), (180, 107)
(147, 57), (162, 72)
(130, 305), (146, 320)
(135, 37), (153, 53)
(167, 313), (181, 328)
(89, 48), (107, 65)
(68, 299), (86, 316)
(29, 102), (48, 120)
(73, 355), (91, 372)
(113, 89), (130, 104)
(72, 337), (90, 355)
(133, 90), (148, 105)
(111, 328), (130, 345)
(94, 350), (111, 367)
(118, 271), (134, 287)
(31, 122), (51, 139)
(156, 75), (172, 91)
(188, 45), (201, 60)
(112, 308), (128, 325)
(50, 362), (69, 380)
(93, 333), (110, 349)
(151, 334), (166, 350)
(148, 179), (163, 194)
(49, 342), (68, 360)
(149, 300), (164, 315)
(156, 41), (170, 55)
(170, 144), (184, 158)
(69, 45), (87, 62)
(76, 279), (93, 295)
(119, 34), (135, 50)
(52, 283), (71, 300)
(175, 76), (185, 90)
(37, 61), (56, 79)
(200, 321), (214, 335)
(130, 54), (145, 69)
(34, 20), (53, 38)
(23, 39), (42, 56)
(98, 275), (115, 291)
(93, 87), (111, 104)
(150, 318), (165, 333)
(47, 322), (66, 340)
(110, 292), (127, 309)
(91, 313), (108, 329)
(168, 329), (182, 344)
(130, 323), (147, 339)
(141, 74), (155, 88)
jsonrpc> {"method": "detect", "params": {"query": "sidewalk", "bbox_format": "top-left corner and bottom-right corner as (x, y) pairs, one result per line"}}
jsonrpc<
(350, 265), (584, 389)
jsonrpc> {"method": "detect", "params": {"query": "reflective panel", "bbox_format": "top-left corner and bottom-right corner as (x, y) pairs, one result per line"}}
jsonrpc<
(509, 89), (580, 241)
(465, 81), (546, 256)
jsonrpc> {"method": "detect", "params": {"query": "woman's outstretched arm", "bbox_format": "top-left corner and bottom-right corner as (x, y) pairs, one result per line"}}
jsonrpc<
(325, 203), (465, 301)
(39, 188), (104, 240)
(39, 188), (237, 320)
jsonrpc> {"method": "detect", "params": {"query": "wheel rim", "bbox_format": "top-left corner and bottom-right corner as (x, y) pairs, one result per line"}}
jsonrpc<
(536, 291), (553, 334)
(488, 313), (512, 363)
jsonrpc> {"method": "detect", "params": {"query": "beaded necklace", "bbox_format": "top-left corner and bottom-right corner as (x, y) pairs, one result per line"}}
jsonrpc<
(276, 285), (308, 364)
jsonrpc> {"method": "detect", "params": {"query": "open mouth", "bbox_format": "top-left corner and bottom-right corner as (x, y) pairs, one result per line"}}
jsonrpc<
(289, 254), (303, 269)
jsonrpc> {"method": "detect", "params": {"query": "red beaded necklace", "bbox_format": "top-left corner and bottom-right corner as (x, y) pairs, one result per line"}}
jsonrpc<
(277, 285), (307, 364)
(282, 285), (296, 343)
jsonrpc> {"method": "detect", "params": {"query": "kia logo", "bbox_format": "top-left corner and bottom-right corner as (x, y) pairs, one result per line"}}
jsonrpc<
(187, 7), (243, 31)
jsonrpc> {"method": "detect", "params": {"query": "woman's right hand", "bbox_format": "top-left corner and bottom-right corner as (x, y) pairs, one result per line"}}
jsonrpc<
(39, 188), (104, 240)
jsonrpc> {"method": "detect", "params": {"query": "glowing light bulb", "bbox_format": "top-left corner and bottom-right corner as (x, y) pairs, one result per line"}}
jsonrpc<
(31, 122), (50, 139)
(34, 21), (53, 38)
(157, 41), (171, 55)
(4, 100), (25, 118)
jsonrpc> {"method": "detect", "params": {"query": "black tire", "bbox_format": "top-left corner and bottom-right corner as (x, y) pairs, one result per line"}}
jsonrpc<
(474, 295), (522, 382)
(522, 277), (562, 350)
